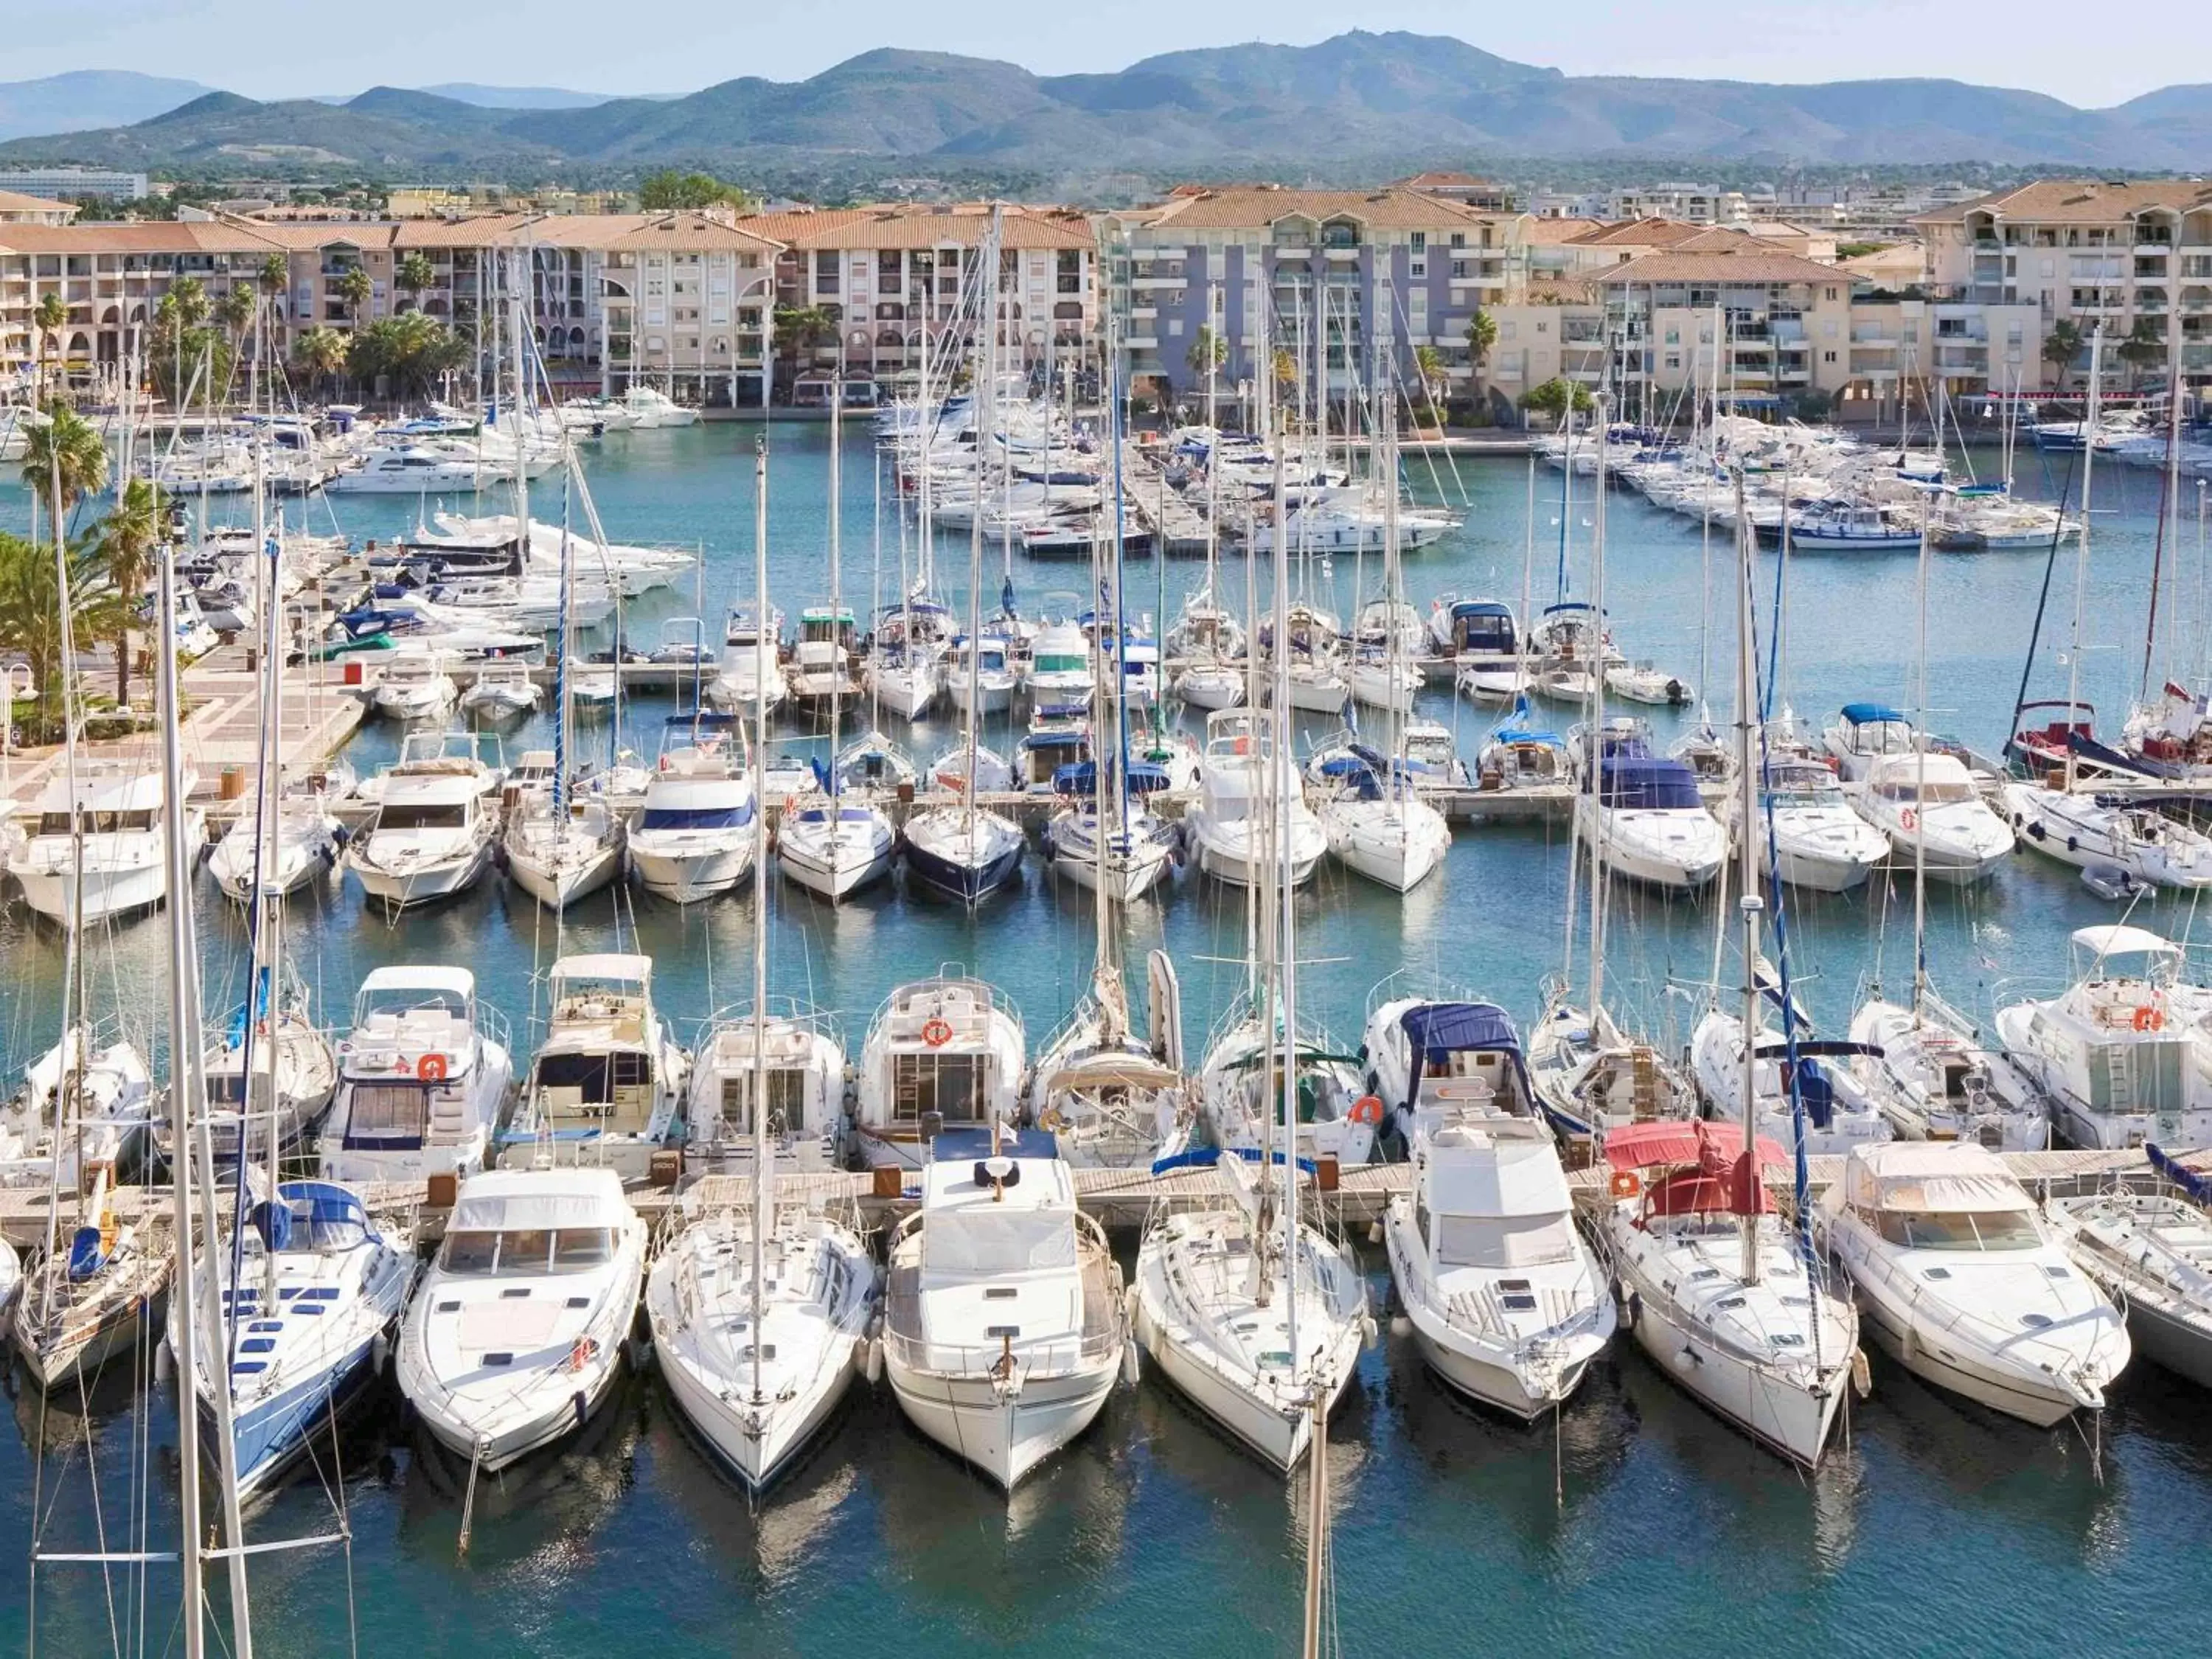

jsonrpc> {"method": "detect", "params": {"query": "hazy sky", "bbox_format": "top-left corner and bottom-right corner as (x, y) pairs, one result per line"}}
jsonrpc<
(10, 1), (2201, 108)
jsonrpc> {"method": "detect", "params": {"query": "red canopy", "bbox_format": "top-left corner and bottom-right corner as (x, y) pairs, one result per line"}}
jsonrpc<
(1645, 1156), (1773, 1216)
(1602, 1119), (1787, 1174)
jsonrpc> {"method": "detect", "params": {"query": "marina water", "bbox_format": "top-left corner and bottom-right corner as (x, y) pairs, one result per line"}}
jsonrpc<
(2, 424), (2208, 1655)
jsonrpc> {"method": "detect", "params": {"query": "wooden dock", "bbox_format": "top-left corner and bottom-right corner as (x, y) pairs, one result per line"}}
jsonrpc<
(1, 1144), (2195, 1253)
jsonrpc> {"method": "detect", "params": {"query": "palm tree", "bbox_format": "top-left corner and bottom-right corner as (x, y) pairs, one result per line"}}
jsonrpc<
(2042, 319), (2084, 392)
(1465, 309), (1499, 417)
(218, 283), (258, 381)
(1412, 344), (1446, 424)
(335, 267), (373, 341)
(91, 477), (164, 706)
(2115, 316), (2166, 391)
(395, 251), (435, 313)
(0, 529), (95, 742)
(292, 327), (349, 398)
(31, 291), (66, 406)
(1185, 324), (1228, 388)
(22, 403), (111, 525)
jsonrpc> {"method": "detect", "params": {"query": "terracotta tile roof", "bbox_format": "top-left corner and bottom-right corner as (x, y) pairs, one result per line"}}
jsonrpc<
(1392, 172), (1502, 189)
(0, 188), (75, 217)
(392, 213), (542, 248)
(1523, 217), (1605, 244)
(0, 220), (291, 255)
(1594, 248), (1848, 285)
(745, 204), (1089, 251)
(1919, 178), (2212, 226)
(1567, 218), (1711, 248)
(1124, 185), (1495, 234)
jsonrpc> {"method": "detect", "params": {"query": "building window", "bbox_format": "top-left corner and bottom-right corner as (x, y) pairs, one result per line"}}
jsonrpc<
(1410, 259), (1425, 279)
(1167, 318), (1183, 337)
(1411, 232), (1426, 252)
(1823, 350), (1837, 363)
(1665, 353), (1681, 369)
(1500, 321), (1517, 340)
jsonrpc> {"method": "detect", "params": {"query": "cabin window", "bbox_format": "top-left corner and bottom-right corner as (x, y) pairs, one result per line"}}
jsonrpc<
(550, 1228), (614, 1270)
(344, 1082), (435, 1139)
(720, 1067), (806, 1134)
(439, 1230), (502, 1273)
(890, 1053), (990, 1124)
(377, 802), (470, 831)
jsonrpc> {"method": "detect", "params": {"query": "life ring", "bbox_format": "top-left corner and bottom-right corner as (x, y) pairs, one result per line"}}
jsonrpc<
(2133, 1005), (2165, 1033)
(921, 1017), (954, 1048)
(1349, 1094), (1385, 1127)
(1233, 735), (1251, 756)
(1610, 1169), (1642, 1200)
(417, 1053), (448, 1083)
(567, 1335), (599, 1373)
(1899, 807), (1919, 832)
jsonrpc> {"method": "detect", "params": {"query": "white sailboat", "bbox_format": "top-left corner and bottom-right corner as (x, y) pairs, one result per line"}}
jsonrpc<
(2046, 1149), (2212, 1388)
(647, 498), (879, 1489)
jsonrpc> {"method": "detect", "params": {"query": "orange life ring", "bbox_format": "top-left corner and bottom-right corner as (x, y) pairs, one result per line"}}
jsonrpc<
(567, 1335), (599, 1372)
(2134, 1005), (2165, 1032)
(1233, 735), (1251, 755)
(417, 1053), (449, 1082)
(1349, 1094), (1385, 1127)
(1900, 807), (1919, 832)
(921, 1017), (954, 1048)
(1610, 1169), (1642, 1200)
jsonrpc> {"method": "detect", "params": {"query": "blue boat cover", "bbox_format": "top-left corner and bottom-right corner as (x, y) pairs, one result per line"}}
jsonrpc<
(933, 1127), (1060, 1163)
(1840, 702), (1906, 725)
(1398, 1002), (1530, 1099)
(2148, 1144), (2212, 1205)
(1599, 756), (1701, 809)
(665, 709), (740, 728)
(1451, 600), (1512, 620)
(1053, 760), (1170, 796)
(66, 1226), (106, 1281)
(639, 804), (756, 831)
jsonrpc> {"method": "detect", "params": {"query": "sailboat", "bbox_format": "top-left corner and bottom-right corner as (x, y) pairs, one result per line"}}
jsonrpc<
(1172, 319), (1246, 712)
(1593, 494), (1860, 1467)
(903, 214), (1026, 905)
(1850, 470), (2050, 1151)
(506, 465), (625, 909)
(646, 459), (877, 1492)
(2046, 1145), (2212, 1388)
(1135, 389), (1372, 1464)
(779, 423), (897, 902)
(2005, 330), (2212, 888)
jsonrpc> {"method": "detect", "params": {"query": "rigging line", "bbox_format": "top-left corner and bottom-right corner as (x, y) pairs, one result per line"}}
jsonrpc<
(2005, 449), (2083, 766)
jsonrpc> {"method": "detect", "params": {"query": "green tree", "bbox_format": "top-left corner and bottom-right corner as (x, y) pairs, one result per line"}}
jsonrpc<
(639, 170), (749, 212)
(1411, 344), (1446, 422)
(292, 326), (349, 397)
(21, 404), (111, 525)
(395, 251), (436, 312)
(218, 282), (258, 359)
(2115, 316), (2167, 389)
(149, 280), (234, 407)
(31, 291), (67, 405)
(0, 529), (102, 742)
(335, 266), (373, 335)
(258, 251), (291, 295)
(1464, 308), (1499, 411)
(771, 303), (835, 379)
(2042, 319), (2084, 391)
(89, 477), (165, 706)
(349, 312), (469, 401)
(1185, 324), (1228, 386)
(1517, 376), (1595, 424)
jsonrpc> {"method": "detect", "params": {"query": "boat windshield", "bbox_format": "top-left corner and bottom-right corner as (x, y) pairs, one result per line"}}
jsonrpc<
(923, 1209), (1076, 1276)
(439, 1226), (616, 1273)
(376, 801), (470, 831)
(1874, 1210), (2042, 1251)
(1874, 777), (1976, 804)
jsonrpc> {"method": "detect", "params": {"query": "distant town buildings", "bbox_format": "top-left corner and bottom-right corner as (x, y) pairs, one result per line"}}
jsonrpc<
(0, 168), (150, 201)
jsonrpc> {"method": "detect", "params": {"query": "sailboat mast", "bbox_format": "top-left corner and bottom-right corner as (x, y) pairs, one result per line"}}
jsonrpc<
(509, 246), (531, 571)
(2062, 327), (2105, 796)
(1586, 391), (1612, 1020)
(1911, 489), (1931, 1009)
(157, 529), (211, 1659)
(963, 215), (999, 830)
(1272, 364), (1301, 1378)
(827, 339), (845, 817)
(750, 434), (771, 1406)
(1732, 467), (1762, 1291)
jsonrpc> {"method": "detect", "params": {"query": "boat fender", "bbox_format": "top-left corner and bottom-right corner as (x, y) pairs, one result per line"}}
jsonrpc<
(2066, 835), (2079, 853)
(372, 1331), (390, 1375)
(1623, 1290), (1641, 1332)
(1390, 1313), (1413, 1340)
(865, 1337), (883, 1386)
(1674, 1346), (1700, 1371)
(1851, 1349), (1874, 1399)
(1899, 1324), (1916, 1363)
(1360, 1312), (1380, 1351)
(1121, 1338), (1141, 1388)
(2028, 821), (2043, 840)
(154, 1336), (173, 1385)
(574, 1391), (589, 1430)
(1123, 1284), (1139, 1329)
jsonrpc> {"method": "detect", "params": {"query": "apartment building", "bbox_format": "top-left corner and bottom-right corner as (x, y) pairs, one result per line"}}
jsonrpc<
(1919, 178), (2212, 388)
(1099, 184), (1530, 406)
(740, 204), (1098, 386)
(0, 168), (148, 201)
(0, 189), (79, 227)
(0, 210), (783, 406)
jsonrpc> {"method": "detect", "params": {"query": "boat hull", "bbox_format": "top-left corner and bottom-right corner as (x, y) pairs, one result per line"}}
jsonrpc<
(884, 1355), (1116, 1490)
(629, 837), (754, 903)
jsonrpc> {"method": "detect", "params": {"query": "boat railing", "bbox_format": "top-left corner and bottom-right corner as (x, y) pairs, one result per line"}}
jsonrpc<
(696, 998), (841, 1052)
(863, 971), (1023, 1053)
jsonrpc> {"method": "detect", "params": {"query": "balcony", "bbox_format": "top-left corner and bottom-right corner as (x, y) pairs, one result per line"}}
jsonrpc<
(1270, 244), (1313, 260)
(1130, 274), (1187, 291)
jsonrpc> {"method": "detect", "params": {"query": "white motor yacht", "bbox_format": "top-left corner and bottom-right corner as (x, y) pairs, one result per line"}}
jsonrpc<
(397, 1168), (645, 1472)
(501, 954), (689, 1176)
(8, 762), (201, 928)
(883, 1133), (1127, 1489)
(1598, 1119), (1858, 1467)
(1756, 754), (1889, 893)
(1851, 753), (2013, 882)
(1363, 996), (1544, 1147)
(207, 791), (343, 902)
(316, 967), (513, 1186)
(344, 754), (499, 908)
(459, 658), (542, 721)
(707, 602), (785, 718)
(1573, 726), (1724, 893)
(944, 633), (1019, 717)
(2001, 781), (2212, 889)
(852, 974), (1026, 1170)
(1818, 1142), (2128, 1424)
(1183, 710), (1324, 888)
(629, 714), (757, 902)
(1385, 1115), (1615, 1418)
(1994, 925), (2212, 1149)
(1026, 616), (1096, 709)
(684, 1002), (847, 1171)
(372, 653), (459, 723)
(0, 1029), (157, 1186)
(2046, 1159), (2212, 1388)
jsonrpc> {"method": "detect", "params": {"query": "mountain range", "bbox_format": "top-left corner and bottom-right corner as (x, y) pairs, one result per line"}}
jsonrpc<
(2, 35), (2210, 184)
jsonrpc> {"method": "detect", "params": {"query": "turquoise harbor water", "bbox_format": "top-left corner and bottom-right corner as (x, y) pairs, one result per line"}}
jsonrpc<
(4, 425), (2212, 1656)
